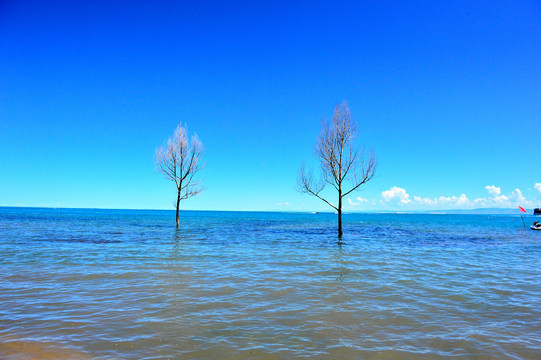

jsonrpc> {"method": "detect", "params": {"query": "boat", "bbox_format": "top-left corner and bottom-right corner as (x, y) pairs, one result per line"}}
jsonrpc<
(531, 225), (541, 231)
(534, 208), (541, 215)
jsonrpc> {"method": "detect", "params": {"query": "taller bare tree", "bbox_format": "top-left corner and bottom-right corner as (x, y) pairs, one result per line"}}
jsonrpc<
(297, 102), (376, 237)
(155, 124), (204, 228)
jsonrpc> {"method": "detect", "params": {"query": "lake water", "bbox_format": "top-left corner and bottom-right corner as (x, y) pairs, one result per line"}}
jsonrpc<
(1, 207), (540, 359)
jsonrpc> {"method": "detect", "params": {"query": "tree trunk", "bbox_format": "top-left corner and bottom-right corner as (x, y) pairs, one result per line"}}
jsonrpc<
(338, 191), (343, 237)
(176, 188), (181, 229)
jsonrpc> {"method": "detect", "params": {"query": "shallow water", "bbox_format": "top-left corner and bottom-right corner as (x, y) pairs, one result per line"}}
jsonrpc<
(1, 208), (540, 359)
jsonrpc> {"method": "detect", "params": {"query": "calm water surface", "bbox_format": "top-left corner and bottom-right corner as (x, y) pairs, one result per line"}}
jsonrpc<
(1, 208), (540, 359)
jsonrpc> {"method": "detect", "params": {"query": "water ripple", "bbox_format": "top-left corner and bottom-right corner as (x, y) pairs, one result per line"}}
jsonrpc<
(1, 209), (540, 359)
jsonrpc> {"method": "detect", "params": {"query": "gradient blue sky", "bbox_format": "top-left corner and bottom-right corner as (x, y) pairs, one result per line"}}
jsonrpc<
(1, 0), (540, 211)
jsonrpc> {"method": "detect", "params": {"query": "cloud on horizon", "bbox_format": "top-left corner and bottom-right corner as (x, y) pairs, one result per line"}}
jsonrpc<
(380, 184), (541, 209)
(348, 196), (369, 206)
(485, 185), (502, 197)
(381, 187), (411, 204)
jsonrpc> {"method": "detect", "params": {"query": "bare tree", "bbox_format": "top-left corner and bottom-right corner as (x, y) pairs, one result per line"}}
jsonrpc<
(155, 124), (204, 228)
(297, 102), (376, 237)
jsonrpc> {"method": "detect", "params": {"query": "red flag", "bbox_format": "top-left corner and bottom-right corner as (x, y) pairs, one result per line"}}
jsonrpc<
(519, 206), (527, 213)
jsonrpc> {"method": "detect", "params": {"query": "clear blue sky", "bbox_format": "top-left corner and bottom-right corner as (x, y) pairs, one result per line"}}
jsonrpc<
(1, 0), (540, 211)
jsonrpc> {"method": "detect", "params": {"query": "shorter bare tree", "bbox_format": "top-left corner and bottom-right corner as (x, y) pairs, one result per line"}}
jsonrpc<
(155, 124), (204, 228)
(298, 102), (376, 237)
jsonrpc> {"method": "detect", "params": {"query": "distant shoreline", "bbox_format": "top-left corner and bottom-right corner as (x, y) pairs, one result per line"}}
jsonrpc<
(0, 206), (538, 216)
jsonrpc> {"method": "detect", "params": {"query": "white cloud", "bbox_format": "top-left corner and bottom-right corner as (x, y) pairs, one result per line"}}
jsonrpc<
(348, 198), (359, 206)
(535, 183), (541, 194)
(471, 185), (526, 208)
(413, 196), (435, 206)
(509, 189), (526, 203)
(441, 194), (470, 207)
(381, 187), (411, 204)
(484, 185), (508, 204)
(413, 194), (469, 208)
(381, 185), (540, 209)
(455, 194), (470, 206)
(348, 197), (368, 206)
(485, 185), (501, 196)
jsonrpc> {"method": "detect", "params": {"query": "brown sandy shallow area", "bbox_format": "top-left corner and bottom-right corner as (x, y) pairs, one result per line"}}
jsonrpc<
(0, 337), (93, 360)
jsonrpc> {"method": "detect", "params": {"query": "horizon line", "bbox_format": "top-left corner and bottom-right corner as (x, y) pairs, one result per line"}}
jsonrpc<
(0, 205), (537, 215)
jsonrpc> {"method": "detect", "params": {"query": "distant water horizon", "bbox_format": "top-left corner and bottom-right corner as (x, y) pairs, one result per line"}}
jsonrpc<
(1, 207), (540, 359)
(1, 205), (538, 215)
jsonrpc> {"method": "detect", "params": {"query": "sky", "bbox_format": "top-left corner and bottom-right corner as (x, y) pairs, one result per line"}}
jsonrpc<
(1, 0), (540, 212)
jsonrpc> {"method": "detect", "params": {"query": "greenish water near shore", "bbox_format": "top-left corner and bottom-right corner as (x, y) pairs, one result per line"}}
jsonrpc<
(1, 208), (540, 359)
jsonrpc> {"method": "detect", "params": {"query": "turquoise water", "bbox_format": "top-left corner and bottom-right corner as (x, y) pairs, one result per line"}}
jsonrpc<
(1, 207), (540, 359)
